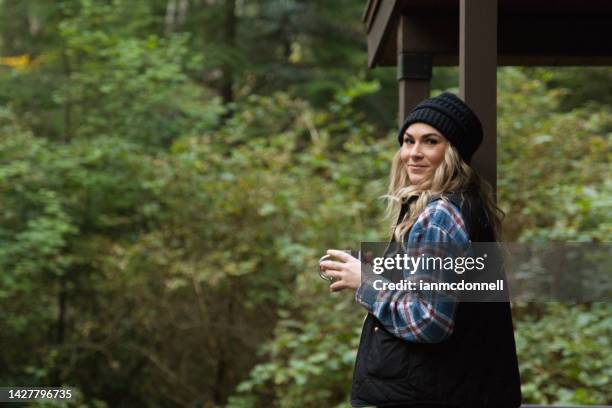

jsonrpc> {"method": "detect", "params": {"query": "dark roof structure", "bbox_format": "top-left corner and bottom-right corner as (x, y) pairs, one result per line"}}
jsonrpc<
(364, 0), (612, 67)
(363, 0), (612, 191)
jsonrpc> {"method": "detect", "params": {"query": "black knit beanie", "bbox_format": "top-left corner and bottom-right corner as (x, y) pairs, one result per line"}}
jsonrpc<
(397, 92), (483, 164)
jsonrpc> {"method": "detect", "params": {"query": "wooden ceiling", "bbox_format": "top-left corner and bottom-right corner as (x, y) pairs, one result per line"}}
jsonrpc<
(363, 0), (612, 67)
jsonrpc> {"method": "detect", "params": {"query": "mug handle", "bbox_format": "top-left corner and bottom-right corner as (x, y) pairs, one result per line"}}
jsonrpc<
(318, 254), (334, 281)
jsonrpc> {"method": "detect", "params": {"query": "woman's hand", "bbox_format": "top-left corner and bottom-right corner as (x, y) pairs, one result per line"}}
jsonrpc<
(319, 249), (362, 292)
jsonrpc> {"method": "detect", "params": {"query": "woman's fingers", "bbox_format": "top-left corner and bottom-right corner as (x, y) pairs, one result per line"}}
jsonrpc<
(326, 249), (352, 262)
(323, 269), (343, 279)
(319, 260), (345, 271)
(321, 250), (361, 291)
(329, 279), (348, 292)
(318, 254), (332, 263)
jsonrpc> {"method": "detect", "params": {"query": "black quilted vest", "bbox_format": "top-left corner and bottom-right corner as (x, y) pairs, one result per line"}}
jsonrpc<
(350, 192), (522, 408)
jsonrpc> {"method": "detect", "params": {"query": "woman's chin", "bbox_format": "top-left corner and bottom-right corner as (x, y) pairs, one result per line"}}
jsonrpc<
(408, 174), (425, 184)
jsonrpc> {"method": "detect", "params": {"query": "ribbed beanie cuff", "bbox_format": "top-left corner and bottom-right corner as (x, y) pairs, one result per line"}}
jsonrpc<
(397, 92), (483, 164)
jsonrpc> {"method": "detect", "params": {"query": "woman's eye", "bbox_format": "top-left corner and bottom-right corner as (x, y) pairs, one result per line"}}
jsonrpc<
(425, 139), (438, 145)
(404, 139), (414, 144)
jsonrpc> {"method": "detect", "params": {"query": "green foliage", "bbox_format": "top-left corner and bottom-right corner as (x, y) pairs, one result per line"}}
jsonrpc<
(0, 73), (392, 405)
(0, 1), (610, 406)
(498, 67), (611, 242)
(531, 67), (612, 110)
(0, 0), (221, 145)
(514, 303), (612, 405)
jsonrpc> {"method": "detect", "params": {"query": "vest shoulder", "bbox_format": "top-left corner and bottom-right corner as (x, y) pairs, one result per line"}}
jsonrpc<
(437, 191), (494, 242)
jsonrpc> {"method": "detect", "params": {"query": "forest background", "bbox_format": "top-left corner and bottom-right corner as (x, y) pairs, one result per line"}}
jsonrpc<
(0, 0), (610, 407)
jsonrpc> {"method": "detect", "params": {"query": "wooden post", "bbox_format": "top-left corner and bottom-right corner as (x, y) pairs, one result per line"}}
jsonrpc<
(397, 14), (432, 126)
(459, 0), (498, 195)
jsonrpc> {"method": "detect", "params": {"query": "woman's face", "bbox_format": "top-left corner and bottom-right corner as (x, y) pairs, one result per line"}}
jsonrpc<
(400, 122), (448, 184)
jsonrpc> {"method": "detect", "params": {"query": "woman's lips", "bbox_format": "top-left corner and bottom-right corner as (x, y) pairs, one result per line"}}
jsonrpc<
(408, 164), (429, 171)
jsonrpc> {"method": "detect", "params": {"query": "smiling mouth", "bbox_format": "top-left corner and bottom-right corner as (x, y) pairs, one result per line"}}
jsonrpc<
(408, 165), (428, 169)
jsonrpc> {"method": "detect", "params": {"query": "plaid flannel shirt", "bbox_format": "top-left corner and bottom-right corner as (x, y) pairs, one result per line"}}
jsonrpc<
(355, 198), (470, 343)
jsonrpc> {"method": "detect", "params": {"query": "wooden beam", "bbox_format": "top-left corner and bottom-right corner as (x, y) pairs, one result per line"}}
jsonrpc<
(396, 13), (457, 55)
(369, 11), (458, 67)
(362, 0), (375, 23)
(366, 0), (399, 68)
(499, 56), (612, 66)
(460, 0), (498, 195)
(362, 0), (381, 33)
(500, 14), (612, 59)
(397, 14), (432, 126)
(368, 10), (612, 67)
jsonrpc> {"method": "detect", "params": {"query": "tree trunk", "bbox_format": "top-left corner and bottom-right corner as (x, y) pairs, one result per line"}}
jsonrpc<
(220, 0), (236, 105)
(165, 0), (177, 34)
(57, 274), (67, 344)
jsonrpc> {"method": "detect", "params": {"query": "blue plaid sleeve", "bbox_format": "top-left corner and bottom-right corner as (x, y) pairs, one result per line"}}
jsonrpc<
(355, 198), (470, 343)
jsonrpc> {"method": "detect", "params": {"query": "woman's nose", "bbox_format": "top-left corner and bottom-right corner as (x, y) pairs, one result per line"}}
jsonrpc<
(410, 142), (424, 158)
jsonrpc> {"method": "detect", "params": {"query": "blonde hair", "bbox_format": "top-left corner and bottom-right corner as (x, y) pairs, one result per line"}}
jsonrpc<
(382, 144), (503, 243)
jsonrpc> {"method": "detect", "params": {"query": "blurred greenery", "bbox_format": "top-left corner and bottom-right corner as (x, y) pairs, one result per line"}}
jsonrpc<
(0, 1), (610, 407)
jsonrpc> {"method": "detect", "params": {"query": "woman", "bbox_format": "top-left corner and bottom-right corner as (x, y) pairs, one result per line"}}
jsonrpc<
(320, 93), (522, 408)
